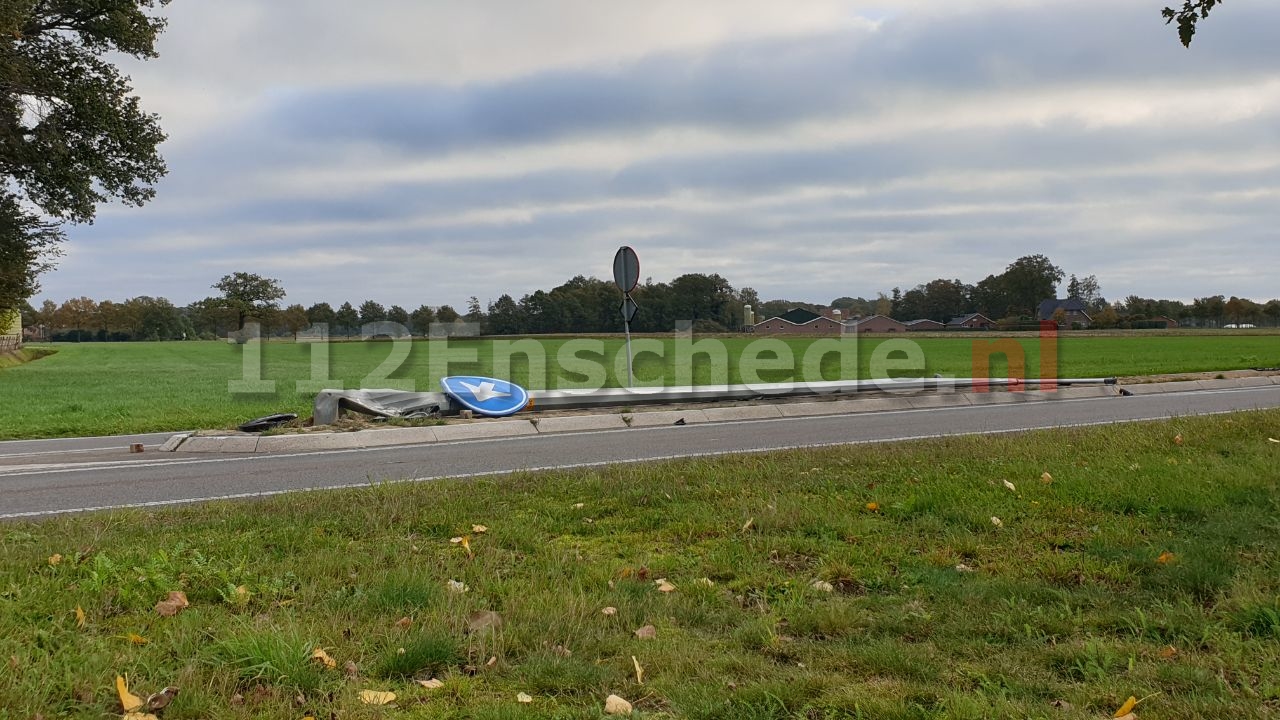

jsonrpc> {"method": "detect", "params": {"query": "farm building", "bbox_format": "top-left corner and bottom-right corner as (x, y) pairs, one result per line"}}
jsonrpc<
(1038, 298), (1092, 328)
(752, 309), (908, 335)
(848, 315), (907, 333)
(947, 313), (995, 330)
(905, 319), (945, 332)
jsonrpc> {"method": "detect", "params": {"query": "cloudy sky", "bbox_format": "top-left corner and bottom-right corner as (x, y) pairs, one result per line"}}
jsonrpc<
(35, 0), (1280, 310)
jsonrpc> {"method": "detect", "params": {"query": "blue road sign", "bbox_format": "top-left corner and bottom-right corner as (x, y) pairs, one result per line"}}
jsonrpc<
(440, 376), (530, 417)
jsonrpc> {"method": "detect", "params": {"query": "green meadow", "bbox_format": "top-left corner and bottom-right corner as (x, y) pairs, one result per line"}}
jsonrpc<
(2, 411), (1278, 718)
(1, 334), (1278, 439)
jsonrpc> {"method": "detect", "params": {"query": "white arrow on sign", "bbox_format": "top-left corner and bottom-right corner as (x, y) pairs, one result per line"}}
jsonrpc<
(459, 380), (510, 403)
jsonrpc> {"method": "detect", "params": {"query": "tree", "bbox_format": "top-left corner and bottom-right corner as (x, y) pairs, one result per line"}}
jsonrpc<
(1164, 0), (1222, 47)
(281, 304), (310, 339)
(1000, 255), (1063, 317)
(335, 302), (359, 337)
(409, 304), (436, 336)
(305, 302), (335, 329)
(1, 2), (169, 309)
(436, 305), (460, 324)
(485, 294), (524, 335)
(358, 300), (386, 326)
(465, 296), (485, 324)
(387, 304), (409, 327)
(54, 296), (98, 342)
(212, 272), (285, 330)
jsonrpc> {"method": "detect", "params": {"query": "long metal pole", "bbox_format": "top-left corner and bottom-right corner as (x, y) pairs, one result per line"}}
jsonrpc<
(624, 316), (634, 387)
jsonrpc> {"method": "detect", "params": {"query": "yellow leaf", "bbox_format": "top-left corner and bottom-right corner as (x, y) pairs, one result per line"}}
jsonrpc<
(1114, 696), (1137, 717)
(632, 655), (644, 685)
(123, 714), (159, 720)
(1002, 480), (1016, 492)
(990, 516), (1003, 528)
(47, 553), (62, 566)
(1041, 472), (1054, 484)
(1156, 551), (1176, 565)
(601, 606), (617, 616)
(417, 678), (444, 689)
(1159, 645), (1179, 659)
(461, 535), (472, 556)
(127, 633), (149, 645)
(394, 616), (412, 629)
(75, 605), (85, 629)
(517, 692), (532, 703)
(655, 579), (676, 593)
(116, 674), (144, 712)
(311, 648), (337, 669)
(359, 689), (396, 705)
(1174, 433), (1184, 446)
(865, 502), (879, 512)
(472, 524), (488, 534)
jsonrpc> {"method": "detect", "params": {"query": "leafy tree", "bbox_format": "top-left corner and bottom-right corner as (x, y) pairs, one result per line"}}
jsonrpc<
(436, 304), (460, 324)
(999, 255), (1063, 317)
(1, 1), (170, 309)
(54, 296), (97, 342)
(1066, 274), (1105, 311)
(281, 304), (310, 339)
(305, 302), (335, 329)
(485, 294), (524, 335)
(212, 272), (285, 330)
(1163, 0), (1222, 47)
(358, 300), (386, 326)
(330, 302), (356, 337)
(387, 304), (409, 327)
(409, 304), (436, 336)
(18, 300), (36, 328)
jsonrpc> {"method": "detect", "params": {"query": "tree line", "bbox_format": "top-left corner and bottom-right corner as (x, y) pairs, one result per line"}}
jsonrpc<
(19, 255), (1280, 342)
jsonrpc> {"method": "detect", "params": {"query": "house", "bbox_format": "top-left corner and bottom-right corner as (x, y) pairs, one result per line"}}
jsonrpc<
(1037, 298), (1092, 328)
(1151, 315), (1180, 329)
(947, 313), (995, 330)
(1, 309), (20, 351)
(848, 315), (907, 333)
(905, 319), (945, 332)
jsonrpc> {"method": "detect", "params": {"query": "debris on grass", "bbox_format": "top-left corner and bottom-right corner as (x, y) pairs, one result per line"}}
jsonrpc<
(604, 694), (633, 715)
(517, 692), (533, 703)
(417, 678), (444, 690)
(634, 625), (656, 640)
(359, 690), (396, 705)
(153, 591), (189, 618)
(311, 648), (337, 669)
(116, 675), (144, 712)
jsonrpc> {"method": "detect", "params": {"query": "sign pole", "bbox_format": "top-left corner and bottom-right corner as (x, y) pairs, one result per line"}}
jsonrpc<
(623, 297), (634, 387)
(613, 247), (641, 389)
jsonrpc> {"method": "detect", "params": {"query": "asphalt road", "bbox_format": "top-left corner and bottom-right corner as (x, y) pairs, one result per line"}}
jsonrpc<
(2, 386), (1278, 520)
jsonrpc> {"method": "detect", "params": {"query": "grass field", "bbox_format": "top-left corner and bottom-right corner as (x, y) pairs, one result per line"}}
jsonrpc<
(2, 412), (1278, 718)
(1, 334), (1278, 439)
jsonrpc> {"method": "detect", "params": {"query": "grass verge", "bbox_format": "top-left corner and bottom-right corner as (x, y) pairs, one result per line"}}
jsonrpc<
(2, 412), (1279, 718)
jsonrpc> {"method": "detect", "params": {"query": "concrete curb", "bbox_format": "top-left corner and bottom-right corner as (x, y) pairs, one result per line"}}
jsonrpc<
(167, 376), (1274, 454)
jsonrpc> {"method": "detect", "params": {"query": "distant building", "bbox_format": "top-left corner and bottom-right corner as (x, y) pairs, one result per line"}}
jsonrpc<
(905, 319), (945, 332)
(947, 313), (995, 330)
(1151, 315), (1180, 329)
(1037, 298), (1092, 328)
(848, 315), (907, 333)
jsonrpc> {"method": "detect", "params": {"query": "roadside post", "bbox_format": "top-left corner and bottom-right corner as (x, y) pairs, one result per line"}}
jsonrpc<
(613, 246), (640, 387)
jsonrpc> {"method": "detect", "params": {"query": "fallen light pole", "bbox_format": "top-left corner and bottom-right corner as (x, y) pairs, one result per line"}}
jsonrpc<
(312, 376), (1117, 425)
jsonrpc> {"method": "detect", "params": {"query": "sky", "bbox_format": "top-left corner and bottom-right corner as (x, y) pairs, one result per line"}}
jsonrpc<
(33, 0), (1280, 310)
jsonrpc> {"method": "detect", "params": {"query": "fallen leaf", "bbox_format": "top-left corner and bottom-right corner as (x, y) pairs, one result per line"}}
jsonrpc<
(1156, 551), (1176, 565)
(485, 656), (498, 668)
(865, 502), (879, 512)
(634, 625), (657, 640)
(1174, 433), (1184, 446)
(551, 644), (573, 657)
(655, 579), (676, 593)
(75, 605), (86, 628)
(604, 694), (633, 715)
(461, 535), (473, 557)
(990, 516), (1003, 528)
(1115, 715), (1136, 720)
(311, 648), (337, 669)
(122, 714), (159, 720)
(467, 610), (503, 633)
(1159, 645), (1179, 659)
(472, 524), (488, 534)
(449, 536), (464, 544)
(810, 580), (834, 593)
(632, 655), (644, 684)
(517, 692), (532, 703)
(741, 518), (754, 532)
(145, 686), (179, 712)
(1041, 472), (1054, 484)
(359, 690), (396, 705)
(394, 616), (412, 629)
(447, 579), (468, 593)
(127, 633), (149, 645)
(696, 577), (715, 587)
(416, 678), (444, 689)
(955, 563), (976, 573)
(1003, 480), (1017, 492)
(154, 591), (189, 618)
(636, 567), (650, 581)
(47, 553), (62, 566)
(116, 675), (144, 712)
(573, 502), (585, 509)
(601, 607), (617, 616)
(1114, 696), (1137, 717)
(343, 660), (359, 679)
